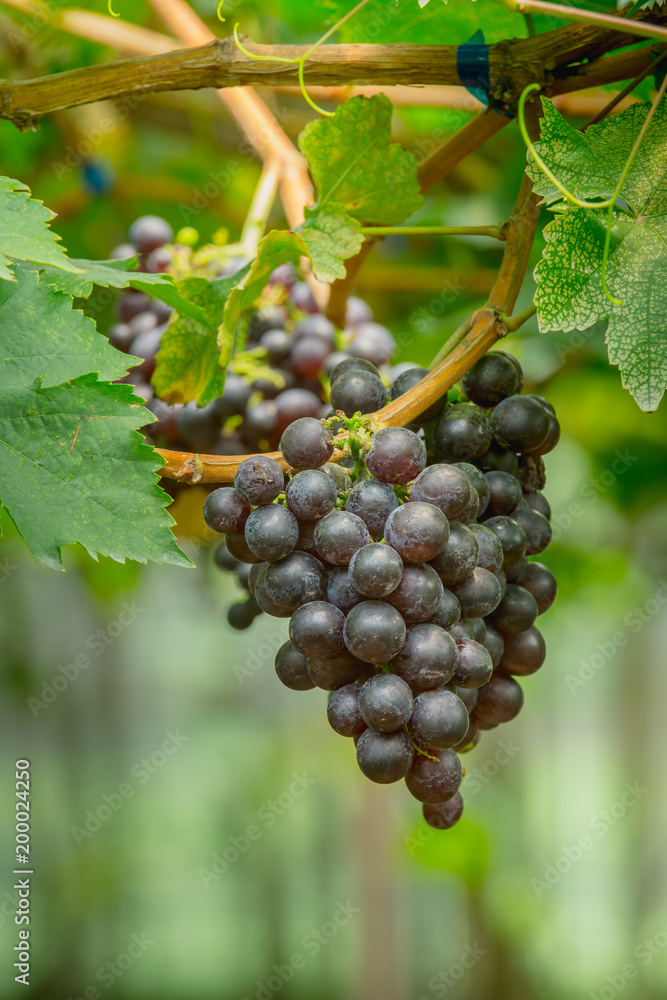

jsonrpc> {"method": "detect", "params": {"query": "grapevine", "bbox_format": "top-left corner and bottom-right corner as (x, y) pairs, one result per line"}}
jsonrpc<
(1, 0), (666, 844)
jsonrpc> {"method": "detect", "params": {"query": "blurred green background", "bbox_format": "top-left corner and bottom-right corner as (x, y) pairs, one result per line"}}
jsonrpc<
(2, 2), (667, 998)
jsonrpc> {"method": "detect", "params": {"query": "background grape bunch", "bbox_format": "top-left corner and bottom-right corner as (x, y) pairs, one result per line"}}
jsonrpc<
(202, 350), (559, 831)
(106, 215), (399, 456)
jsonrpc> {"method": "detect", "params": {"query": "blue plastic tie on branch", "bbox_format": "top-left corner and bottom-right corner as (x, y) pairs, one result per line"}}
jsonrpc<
(456, 29), (490, 105)
(456, 30), (515, 118)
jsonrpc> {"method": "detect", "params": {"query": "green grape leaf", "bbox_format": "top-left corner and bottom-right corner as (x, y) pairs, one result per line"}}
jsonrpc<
(151, 273), (243, 406)
(0, 374), (191, 571)
(299, 204), (364, 283)
(323, 0), (524, 45)
(39, 257), (209, 324)
(0, 269), (135, 387)
(0, 175), (81, 280)
(298, 95), (423, 224)
(218, 231), (306, 368)
(529, 97), (667, 411)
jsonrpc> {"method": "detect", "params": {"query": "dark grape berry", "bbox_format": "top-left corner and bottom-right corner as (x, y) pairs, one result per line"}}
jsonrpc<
(491, 396), (549, 453)
(521, 561), (557, 614)
(510, 508), (552, 556)
(391, 623), (458, 692)
(327, 567), (363, 613)
(345, 478), (398, 538)
(504, 555), (528, 583)
(450, 567), (503, 618)
(429, 522), (479, 585)
(348, 322), (395, 366)
(524, 490), (551, 520)
(406, 748), (462, 804)
(307, 651), (364, 690)
(481, 623), (504, 668)
(453, 463), (490, 516)
(234, 455), (284, 506)
(214, 540), (239, 572)
(483, 471), (523, 519)
(225, 532), (263, 564)
(349, 543), (404, 598)
(280, 417), (333, 470)
(471, 524), (504, 573)
(263, 552), (327, 610)
(452, 638), (493, 689)
(383, 564), (443, 624)
(499, 626), (546, 675)
(356, 728), (413, 783)
(423, 792), (464, 829)
(390, 366), (446, 422)
(384, 502), (450, 563)
(330, 369), (388, 417)
(327, 684), (367, 737)
(227, 602), (255, 630)
(358, 673), (414, 732)
(275, 641), (314, 691)
(329, 356), (379, 384)
(244, 504), (298, 562)
(490, 584), (538, 633)
(128, 215), (173, 253)
(484, 515), (527, 565)
(427, 590), (462, 631)
(411, 688), (469, 749)
(314, 510), (371, 565)
(433, 404), (492, 462)
(344, 601), (407, 662)
(474, 674), (524, 726)
(286, 469), (337, 520)
(366, 427), (427, 484)
(289, 601), (346, 657)
(411, 464), (472, 519)
(461, 351), (522, 407)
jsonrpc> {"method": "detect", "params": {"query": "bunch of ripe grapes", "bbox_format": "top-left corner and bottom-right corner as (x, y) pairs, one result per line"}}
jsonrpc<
(202, 350), (559, 831)
(106, 215), (398, 457)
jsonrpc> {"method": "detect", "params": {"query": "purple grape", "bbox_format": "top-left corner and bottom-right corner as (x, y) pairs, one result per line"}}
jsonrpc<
(327, 566), (363, 613)
(344, 601), (407, 662)
(411, 464), (472, 518)
(358, 673), (413, 731)
(450, 567), (503, 618)
(521, 561), (557, 614)
(366, 427), (427, 484)
(263, 551), (327, 609)
(383, 564), (443, 624)
(314, 510), (370, 565)
(384, 502), (449, 563)
(203, 487), (251, 534)
(307, 652), (364, 690)
(410, 688), (469, 749)
(429, 522), (479, 585)
(423, 792), (463, 829)
(234, 455), (284, 506)
(327, 684), (367, 738)
(391, 623), (458, 692)
(349, 543), (403, 598)
(405, 748), (462, 804)
(345, 478), (398, 538)
(280, 417), (333, 471)
(285, 469), (337, 521)
(355, 728), (413, 783)
(275, 641), (314, 691)
(452, 638), (493, 689)
(289, 601), (346, 657)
